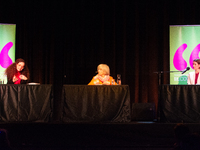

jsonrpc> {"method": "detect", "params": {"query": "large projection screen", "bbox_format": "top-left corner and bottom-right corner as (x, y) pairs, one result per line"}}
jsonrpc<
(170, 25), (200, 85)
(0, 24), (16, 84)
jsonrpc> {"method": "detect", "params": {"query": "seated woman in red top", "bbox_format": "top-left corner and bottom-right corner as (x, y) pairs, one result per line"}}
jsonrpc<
(5, 58), (30, 84)
(88, 64), (117, 85)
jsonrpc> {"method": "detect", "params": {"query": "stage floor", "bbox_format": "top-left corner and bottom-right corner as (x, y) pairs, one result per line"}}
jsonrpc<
(0, 122), (200, 150)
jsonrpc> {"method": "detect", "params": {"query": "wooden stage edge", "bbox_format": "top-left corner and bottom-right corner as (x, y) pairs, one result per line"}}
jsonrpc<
(0, 122), (200, 150)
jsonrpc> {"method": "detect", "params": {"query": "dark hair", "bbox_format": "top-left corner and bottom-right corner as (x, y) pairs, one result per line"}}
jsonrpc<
(5, 58), (30, 81)
(174, 123), (190, 141)
(0, 129), (11, 148)
(193, 59), (200, 64)
(15, 58), (25, 64)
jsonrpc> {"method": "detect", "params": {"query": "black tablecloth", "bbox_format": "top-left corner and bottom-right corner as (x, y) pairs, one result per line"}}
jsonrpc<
(0, 85), (53, 122)
(62, 85), (131, 123)
(160, 85), (200, 123)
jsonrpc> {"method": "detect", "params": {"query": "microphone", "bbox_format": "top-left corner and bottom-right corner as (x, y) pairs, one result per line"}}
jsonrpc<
(182, 67), (190, 74)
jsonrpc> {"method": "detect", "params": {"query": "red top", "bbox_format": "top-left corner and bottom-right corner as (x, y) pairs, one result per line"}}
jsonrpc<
(14, 72), (21, 84)
(195, 72), (199, 84)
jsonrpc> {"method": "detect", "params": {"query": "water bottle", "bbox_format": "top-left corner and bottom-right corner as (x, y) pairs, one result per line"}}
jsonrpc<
(0, 79), (4, 84)
(0, 75), (3, 84)
(0, 75), (6, 84)
(117, 74), (121, 85)
(111, 79), (114, 85)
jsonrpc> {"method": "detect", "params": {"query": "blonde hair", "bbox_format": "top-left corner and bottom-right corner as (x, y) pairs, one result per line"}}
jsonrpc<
(97, 64), (110, 75)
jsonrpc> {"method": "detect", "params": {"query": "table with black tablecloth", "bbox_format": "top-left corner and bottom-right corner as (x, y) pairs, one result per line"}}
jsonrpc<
(0, 84), (130, 123)
(61, 85), (131, 123)
(0, 85), (53, 122)
(160, 85), (200, 123)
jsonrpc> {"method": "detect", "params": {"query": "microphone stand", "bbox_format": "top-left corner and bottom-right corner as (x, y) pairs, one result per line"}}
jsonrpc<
(154, 70), (182, 123)
(154, 70), (182, 86)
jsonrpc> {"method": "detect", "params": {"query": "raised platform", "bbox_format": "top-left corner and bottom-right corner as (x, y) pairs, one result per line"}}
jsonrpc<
(1, 122), (200, 150)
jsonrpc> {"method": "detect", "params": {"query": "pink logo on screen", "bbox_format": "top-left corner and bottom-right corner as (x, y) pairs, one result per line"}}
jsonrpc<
(0, 42), (13, 68)
(189, 44), (200, 69)
(173, 44), (188, 70)
(173, 43), (200, 70)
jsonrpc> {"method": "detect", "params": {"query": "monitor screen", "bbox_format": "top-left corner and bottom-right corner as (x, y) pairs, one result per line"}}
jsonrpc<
(170, 25), (200, 84)
(0, 23), (16, 84)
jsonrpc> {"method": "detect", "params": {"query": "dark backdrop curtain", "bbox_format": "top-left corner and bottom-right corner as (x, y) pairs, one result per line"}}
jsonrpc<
(1, 0), (200, 120)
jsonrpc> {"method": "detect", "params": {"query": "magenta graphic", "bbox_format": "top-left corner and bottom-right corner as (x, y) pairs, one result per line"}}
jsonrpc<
(0, 42), (13, 68)
(189, 44), (200, 69)
(173, 43), (188, 70)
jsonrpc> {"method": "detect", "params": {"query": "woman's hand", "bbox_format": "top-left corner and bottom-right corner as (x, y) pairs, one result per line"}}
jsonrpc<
(12, 75), (18, 82)
(102, 81), (110, 85)
(94, 80), (100, 85)
(19, 75), (28, 80)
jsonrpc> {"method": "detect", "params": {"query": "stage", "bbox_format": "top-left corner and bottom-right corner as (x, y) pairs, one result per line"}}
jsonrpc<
(1, 122), (200, 150)
(1, 85), (200, 149)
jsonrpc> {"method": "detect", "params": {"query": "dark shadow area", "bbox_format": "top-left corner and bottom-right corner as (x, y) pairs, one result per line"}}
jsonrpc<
(0, 122), (199, 150)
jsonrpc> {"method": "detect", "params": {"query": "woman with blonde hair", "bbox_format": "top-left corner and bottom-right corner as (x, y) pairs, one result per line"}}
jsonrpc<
(88, 64), (117, 85)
